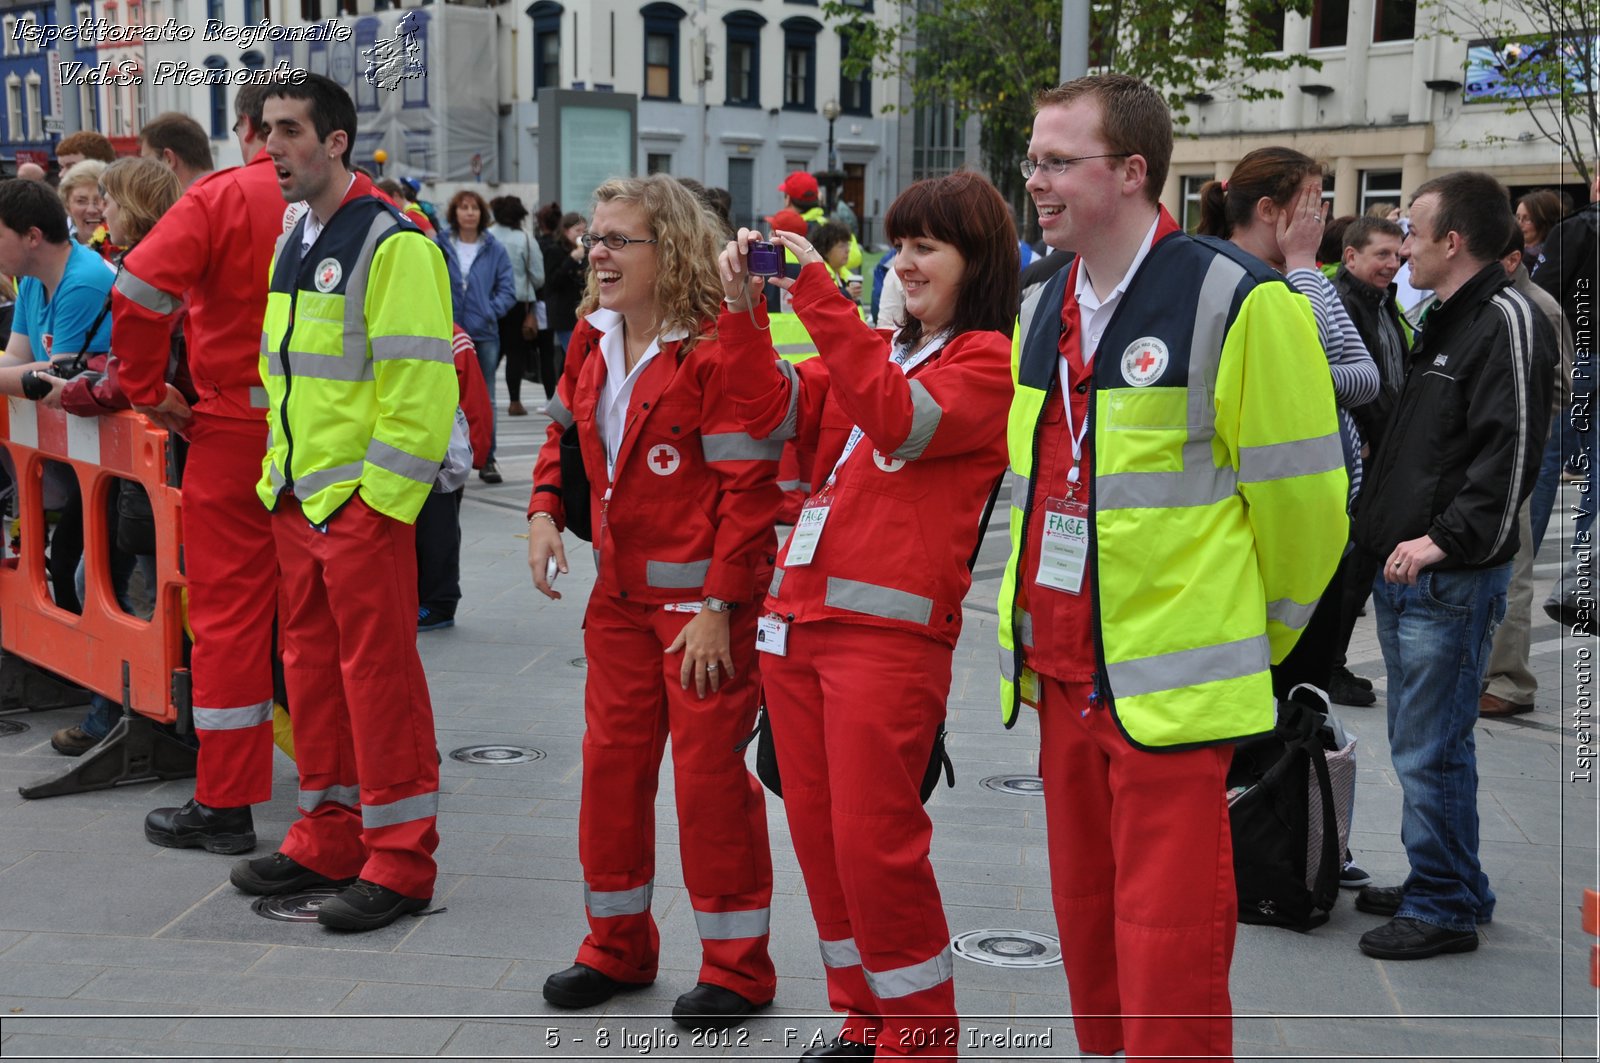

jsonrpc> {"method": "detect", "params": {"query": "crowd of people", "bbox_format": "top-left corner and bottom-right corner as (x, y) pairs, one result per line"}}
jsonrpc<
(0, 66), (1591, 1061)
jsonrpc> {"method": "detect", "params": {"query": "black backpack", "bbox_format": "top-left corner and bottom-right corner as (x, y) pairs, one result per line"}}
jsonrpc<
(1227, 691), (1342, 931)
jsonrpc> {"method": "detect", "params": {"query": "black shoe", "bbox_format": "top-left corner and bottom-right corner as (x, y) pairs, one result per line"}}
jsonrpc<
(1339, 860), (1373, 889)
(1331, 664), (1373, 691)
(1358, 916), (1478, 959)
(144, 799), (256, 854)
(230, 851), (358, 896)
(478, 461), (503, 484)
(316, 879), (430, 931)
(1355, 884), (1404, 916)
(802, 1037), (876, 1058)
(1328, 669), (1377, 706)
(542, 963), (652, 1009)
(671, 982), (768, 1032)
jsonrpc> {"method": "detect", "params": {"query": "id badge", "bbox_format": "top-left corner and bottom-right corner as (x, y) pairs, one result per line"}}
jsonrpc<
(756, 613), (790, 656)
(1035, 496), (1090, 595)
(784, 499), (830, 567)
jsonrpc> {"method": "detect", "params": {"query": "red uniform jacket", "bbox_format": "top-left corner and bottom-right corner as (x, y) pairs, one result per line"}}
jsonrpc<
(112, 149), (286, 419)
(719, 263), (1011, 646)
(451, 325), (492, 468)
(530, 314), (782, 605)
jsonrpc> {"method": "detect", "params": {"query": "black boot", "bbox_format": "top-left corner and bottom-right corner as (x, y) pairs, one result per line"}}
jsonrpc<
(144, 798), (256, 854)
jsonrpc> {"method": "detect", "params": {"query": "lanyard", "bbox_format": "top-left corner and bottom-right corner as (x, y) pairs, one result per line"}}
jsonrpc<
(822, 330), (951, 489)
(1062, 370), (1090, 497)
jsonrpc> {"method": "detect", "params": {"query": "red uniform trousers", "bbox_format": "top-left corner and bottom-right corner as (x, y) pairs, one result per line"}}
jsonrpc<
(182, 414), (277, 808)
(577, 591), (775, 1003)
(273, 494), (440, 900)
(765, 621), (958, 1058)
(1035, 675), (1235, 1062)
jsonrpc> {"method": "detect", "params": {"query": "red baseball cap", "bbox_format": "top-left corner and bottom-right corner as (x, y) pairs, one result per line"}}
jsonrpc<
(778, 172), (819, 201)
(765, 209), (808, 235)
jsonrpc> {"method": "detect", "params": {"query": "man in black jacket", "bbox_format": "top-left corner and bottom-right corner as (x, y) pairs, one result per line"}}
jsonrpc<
(1329, 216), (1413, 705)
(1352, 171), (1554, 961)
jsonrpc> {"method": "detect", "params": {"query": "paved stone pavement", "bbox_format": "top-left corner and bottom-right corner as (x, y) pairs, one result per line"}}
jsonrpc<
(0, 405), (1595, 1061)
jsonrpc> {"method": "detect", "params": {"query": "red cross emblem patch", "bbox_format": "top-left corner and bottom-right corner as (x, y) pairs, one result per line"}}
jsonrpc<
(648, 444), (681, 475)
(314, 257), (343, 293)
(872, 450), (906, 473)
(1120, 337), (1169, 387)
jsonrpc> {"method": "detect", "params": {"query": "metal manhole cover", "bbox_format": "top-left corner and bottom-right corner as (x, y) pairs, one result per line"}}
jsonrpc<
(951, 929), (1062, 969)
(252, 888), (341, 922)
(449, 744), (545, 765)
(981, 774), (1044, 796)
(569, 656), (587, 668)
(0, 720), (28, 737)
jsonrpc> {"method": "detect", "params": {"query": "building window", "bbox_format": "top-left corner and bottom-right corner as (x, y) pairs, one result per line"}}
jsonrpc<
(647, 152), (672, 174)
(207, 0), (223, 20)
(6, 77), (22, 142)
(1251, 0), (1285, 51)
(2, 17), (16, 57)
(76, 2), (92, 25)
(25, 74), (43, 142)
(78, 82), (96, 130)
(16, 15), (38, 53)
(724, 12), (765, 108)
(1181, 175), (1208, 232)
(243, 0), (260, 21)
(354, 18), (379, 111)
(1359, 169), (1404, 214)
(301, 0), (321, 19)
(781, 17), (818, 111)
(529, 1), (562, 91)
(1309, 0), (1347, 48)
(912, 99), (964, 179)
(641, 3), (685, 102)
(1372, 0), (1415, 41)
(838, 26), (870, 116)
(147, 0), (162, 24)
(204, 55), (228, 136)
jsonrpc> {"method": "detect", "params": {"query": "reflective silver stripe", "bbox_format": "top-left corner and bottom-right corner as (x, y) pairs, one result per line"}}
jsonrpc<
(584, 882), (653, 917)
(343, 213), (398, 360)
(693, 906), (771, 940)
(770, 567), (785, 596)
(115, 269), (181, 315)
(824, 576), (933, 625)
(361, 791), (439, 828)
(371, 334), (452, 363)
(773, 359), (801, 442)
(862, 946), (953, 1000)
(545, 392), (575, 429)
(1097, 467), (1237, 511)
(249, 386), (270, 409)
(367, 438), (440, 486)
(1188, 255), (1245, 392)
(795, 481), (811, 493)
(1017, 609), (1034, 649)
(299, 784), (360, 811)
(268, 459), (286, 490)
(1266, 596), (1319, 630)
(774, 343), (816, 356)
(1106, 635), (1270, 700)
(818, 936), (861, 969)
(703, 432), (783, 462)
(777, 479), (801, 491)
(1006, 467), (1030, 507)
(892, 379), (943, 460)
(269, 348), (373, 383)
(998, 646), (1016, 683)
(294, 461), (364, 500)
(1238, 432), (1343, 483)
(192, 699), (273, 731)
(646, 558), (711, 588)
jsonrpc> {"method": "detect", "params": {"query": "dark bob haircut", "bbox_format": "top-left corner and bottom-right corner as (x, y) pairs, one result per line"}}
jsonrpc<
(884, 170), (1019, 349)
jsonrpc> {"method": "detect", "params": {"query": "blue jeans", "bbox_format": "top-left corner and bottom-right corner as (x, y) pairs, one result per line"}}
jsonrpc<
(474, 335), (501, 463)
(1372, 564), (1509, 932)
(1529, 421), (1564, 551)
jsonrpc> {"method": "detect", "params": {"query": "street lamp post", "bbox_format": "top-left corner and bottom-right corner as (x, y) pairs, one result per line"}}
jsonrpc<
(822, 97), (842, 214)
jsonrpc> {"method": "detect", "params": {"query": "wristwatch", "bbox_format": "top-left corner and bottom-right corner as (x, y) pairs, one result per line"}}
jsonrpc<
(703, 596), (735, 613)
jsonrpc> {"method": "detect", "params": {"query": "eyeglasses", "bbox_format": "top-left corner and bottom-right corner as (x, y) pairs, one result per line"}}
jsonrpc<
(580, 232), (658, 251)
(1019, 153), (1133, 179)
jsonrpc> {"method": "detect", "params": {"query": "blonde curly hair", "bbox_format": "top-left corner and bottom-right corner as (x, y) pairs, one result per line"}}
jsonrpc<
(578, 174), (723, 351)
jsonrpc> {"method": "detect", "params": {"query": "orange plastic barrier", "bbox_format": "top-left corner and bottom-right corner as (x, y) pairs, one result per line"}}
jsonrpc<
(1585, 889), (1599, 987)
(0, 398), (188, 724)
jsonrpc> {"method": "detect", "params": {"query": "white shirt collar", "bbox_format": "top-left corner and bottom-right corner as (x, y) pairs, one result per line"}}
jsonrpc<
(301, 175), (359, 252)
(588, 308), (691, 479)
(1073, 212), (1161, 313)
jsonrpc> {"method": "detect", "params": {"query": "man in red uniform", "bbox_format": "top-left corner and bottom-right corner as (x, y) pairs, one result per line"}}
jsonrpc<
(115, 82), (288, 854)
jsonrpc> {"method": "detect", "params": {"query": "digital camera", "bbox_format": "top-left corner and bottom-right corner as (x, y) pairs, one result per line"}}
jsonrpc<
(747, 241), (781, 277)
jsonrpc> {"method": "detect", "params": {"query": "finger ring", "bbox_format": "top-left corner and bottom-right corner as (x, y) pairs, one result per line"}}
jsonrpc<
(707, 663), (718, 672)
(1393, 560), (1402, 568)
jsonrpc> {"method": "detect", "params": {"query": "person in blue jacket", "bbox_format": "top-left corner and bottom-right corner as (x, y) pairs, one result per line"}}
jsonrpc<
(442, 188), (515, 483)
